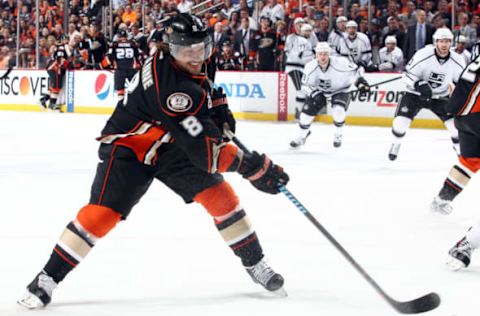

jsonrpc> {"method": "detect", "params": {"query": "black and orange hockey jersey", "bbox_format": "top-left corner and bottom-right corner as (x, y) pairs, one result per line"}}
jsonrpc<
(97, 50), (238, 173)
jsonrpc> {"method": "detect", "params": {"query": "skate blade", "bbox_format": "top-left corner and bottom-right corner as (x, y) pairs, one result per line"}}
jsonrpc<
(271, 287), (288, 297)
(17, 292), (45, 309)
(446, 256), (466, 271)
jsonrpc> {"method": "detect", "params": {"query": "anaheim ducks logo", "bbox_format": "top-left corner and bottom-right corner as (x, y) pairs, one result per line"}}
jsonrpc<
(167, 92), (193, 112)
(165, 26), (173, 34)
(258, 37), (274, 48)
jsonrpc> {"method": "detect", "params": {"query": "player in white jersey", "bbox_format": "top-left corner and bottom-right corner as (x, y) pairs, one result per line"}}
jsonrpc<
(327, 16), (347, 55)
(285, 19), (315, 118)
(378, 36), (405, 72)
(388, 28), (465, 161)
(388, 28), (466, 161)
(289, 42), (370, 148)
(452, 35), (472, 65)
(337, 20), (372, 67)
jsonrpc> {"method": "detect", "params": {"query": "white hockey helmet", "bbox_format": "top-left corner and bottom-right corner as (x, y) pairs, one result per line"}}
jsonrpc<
(315, 42), (330, 54)
(433, 28), (454, 42)
(300, 23), (313, 33)
(346, 20), (358, 28)
(385, 35), (397, 45)
(294, 17), (305, 25)
(457, 35), (467, 43)
(336, 16), (347, 24)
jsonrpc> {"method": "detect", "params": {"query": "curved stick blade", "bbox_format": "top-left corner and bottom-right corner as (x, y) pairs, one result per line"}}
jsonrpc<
(391, 292), (441, 314)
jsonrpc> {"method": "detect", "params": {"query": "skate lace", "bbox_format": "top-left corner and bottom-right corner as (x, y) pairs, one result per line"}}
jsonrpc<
(456, 239), (473, 254)
(37, 272), (57, 296)
(249, 260), (275, 286)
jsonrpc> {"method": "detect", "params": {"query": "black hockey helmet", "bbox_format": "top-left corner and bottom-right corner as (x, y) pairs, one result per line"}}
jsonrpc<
(118, 29), (128, 38)
(163, 13), (212, 62)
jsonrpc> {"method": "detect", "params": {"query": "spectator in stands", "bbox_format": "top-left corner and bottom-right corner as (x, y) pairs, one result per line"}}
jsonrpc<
(237, 0), (253, 16)
(437, 0), (452, 28)
(122, 5), (137, 26)
(455, 12), (477, 50)
(212, 21), (228, 49)
(221, 0), (235, 20)
(177, 0), (193, 13)
(380, 0), (399, 26)
(239, 8), (257, 31)
(424, 0), (436, 23)
(227, 11), (240, 35)
(261, 0), (284, 24)
(233, 16), (253, 69)
(315, 17), (329, 42)
(399, 1), (417, 27)
(404, 9), (434, 62)
(381, 16), (406, 50)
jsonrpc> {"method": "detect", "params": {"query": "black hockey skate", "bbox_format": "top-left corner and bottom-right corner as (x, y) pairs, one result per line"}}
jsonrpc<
(48, 103), (62, 112)
(246, 258), (285, 293)
(38, 96), (48, 109)
(446, 237), (474, 271)
(18, 271), (57, 309)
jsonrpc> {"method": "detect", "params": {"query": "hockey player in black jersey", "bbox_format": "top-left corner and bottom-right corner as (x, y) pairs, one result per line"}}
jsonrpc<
(102, 29), (141, 101)
(427, 55), (480, 270)
(38, 43), (69, 111)
(18, 13), (289, 309)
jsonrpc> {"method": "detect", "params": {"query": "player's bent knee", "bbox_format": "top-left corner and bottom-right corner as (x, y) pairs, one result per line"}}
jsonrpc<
(76, 204), (122, 238)
(460, 157), (480, 173)
(193, 181), (240, 219)
(303, 95), (326, 116)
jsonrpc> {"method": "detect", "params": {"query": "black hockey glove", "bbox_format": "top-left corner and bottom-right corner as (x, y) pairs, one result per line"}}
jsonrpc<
(210, 87), (236, 140)
(238, 151), (289, 194)
(355, 77), (370, 96)
(414, 80), (432, 101)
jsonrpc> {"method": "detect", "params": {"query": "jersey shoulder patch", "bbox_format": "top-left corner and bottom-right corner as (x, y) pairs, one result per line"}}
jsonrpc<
(166, 92), (194, 113)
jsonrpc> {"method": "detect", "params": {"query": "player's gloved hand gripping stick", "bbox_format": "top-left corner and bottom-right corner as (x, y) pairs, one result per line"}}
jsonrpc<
(224, 129), (440, 315)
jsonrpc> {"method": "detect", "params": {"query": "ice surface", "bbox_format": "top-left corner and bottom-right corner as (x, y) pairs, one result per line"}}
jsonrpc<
(1, 111), (479, 316)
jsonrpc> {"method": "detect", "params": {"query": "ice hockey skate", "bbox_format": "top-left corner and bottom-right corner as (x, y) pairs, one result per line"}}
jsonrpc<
(246, 258), (286, 296)
(446, 237), (474, 271)
(430, 196), (453, 215)
(388, 143), (401, 161)
(333, 133), (343, 148)
(290, 131), (311, 149)
(17, 271), (57, 309)
(48, 103), (62, 112)
(38, 96), (48, 110)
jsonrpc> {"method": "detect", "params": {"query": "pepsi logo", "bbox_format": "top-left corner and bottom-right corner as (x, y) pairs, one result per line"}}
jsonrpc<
(95, 73), (110, 100)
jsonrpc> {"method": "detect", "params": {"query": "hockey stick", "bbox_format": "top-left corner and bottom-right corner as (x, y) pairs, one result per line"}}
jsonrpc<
(0, 67), (12, 80)
(350, 76), (403, 94)
(229, 134), (440, 314)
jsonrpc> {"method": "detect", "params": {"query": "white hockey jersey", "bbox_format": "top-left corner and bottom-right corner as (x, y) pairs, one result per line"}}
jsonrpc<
(285, 33), (314, 67)
(378, 46), (404, 72)
(404, 45), (466, 98)
(451, 47), (471, 65)
(327, 30), (345, 54)
(301, 55), (361, 97)
(337, 32), (372, 65)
